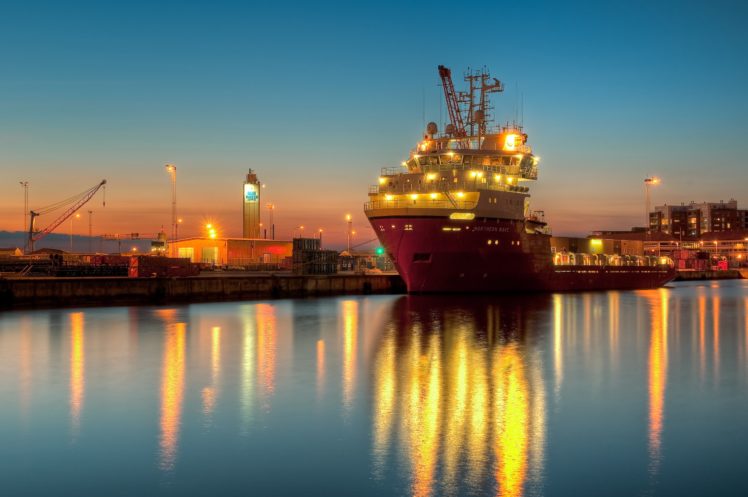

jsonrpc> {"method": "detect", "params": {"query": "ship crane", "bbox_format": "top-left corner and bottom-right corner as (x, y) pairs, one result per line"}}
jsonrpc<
(26, 179), (107, 253)
(438, 65), (467, 138)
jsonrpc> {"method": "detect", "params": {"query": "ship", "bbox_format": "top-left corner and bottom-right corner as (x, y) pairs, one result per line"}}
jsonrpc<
(364, 65), (676, 293)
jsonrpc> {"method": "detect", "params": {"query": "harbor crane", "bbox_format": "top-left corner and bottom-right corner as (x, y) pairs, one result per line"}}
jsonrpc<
(26, 179), (107, 253)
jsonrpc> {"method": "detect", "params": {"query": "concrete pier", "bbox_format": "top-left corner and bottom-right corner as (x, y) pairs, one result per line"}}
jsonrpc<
(673, 270), (743, 281)
(0, 274), (406, 309)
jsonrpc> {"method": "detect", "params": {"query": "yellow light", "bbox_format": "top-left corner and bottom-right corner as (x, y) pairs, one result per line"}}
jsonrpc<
(345, 214), (352, 221)
(590, 239), (602, 246)
(209, 232), (216, 239)
(507, 177), (514, 184)
(401, 161), (407, 167)
(430, 193), (438, 199)
(449, 212), (475, 220)
(470, 171), (478, 178)
(385, 194), (394, 201)
(426, 173), (437, 181)
(503, 133), (518, 151)
(456, 191), (465, 198)
(378, 177), (386, 185)
(494, 174), (502, 182)
(206, 223), (213, 229)
(410, 194), (418, 200)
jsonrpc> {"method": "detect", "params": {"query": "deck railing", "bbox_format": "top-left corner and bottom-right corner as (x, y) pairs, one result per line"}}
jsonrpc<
(364, 199), (477, 211)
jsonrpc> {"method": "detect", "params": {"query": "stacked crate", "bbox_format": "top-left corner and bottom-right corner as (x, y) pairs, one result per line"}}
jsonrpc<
(128, 255), (199, 278)
(292, 238), (339, 275)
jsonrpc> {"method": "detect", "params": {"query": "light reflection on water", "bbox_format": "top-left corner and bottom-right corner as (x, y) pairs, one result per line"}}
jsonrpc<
(1, 280), (748, 496)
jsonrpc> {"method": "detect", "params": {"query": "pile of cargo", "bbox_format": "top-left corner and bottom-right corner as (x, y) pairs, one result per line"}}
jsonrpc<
(292, 238), (338, 275)
(128, 255), (199, 278)
(671, 249), (710, 271)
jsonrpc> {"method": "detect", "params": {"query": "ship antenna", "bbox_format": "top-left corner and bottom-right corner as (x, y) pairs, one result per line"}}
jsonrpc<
(422, 85), (426, 131)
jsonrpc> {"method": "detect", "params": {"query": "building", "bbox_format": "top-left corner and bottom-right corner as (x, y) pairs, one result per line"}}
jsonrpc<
(551, 236), (645, 256)
(243, 169), (262, 238)
(171, 237), (291, 267)
(649, 199), (747, 237)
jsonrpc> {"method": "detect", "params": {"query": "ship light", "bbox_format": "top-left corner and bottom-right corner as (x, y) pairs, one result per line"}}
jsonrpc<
(532, 156), (540, 165)
(503, 133), (518, 151)
(494, 174), (502, 182)
(430, 193), (438, 199)
(506, 177), (514, 184)
(410, 193), (418, 200)
(378, 177), (386, 185)
(426, 173), (437, 181)
(456, 191), (465, 198)
(449, 212), (475, 220)
(401, 161), (407, 167)
(385, 194), (394, 201)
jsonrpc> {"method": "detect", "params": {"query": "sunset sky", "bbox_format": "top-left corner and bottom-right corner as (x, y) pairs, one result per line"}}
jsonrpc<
(1, 0), (747, 248)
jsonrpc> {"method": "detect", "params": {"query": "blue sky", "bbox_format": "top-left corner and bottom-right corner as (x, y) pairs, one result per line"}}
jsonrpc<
(1, 0), (747, 245)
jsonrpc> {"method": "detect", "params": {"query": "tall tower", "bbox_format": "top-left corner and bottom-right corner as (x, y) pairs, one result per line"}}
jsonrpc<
(243, 169), (261, 238)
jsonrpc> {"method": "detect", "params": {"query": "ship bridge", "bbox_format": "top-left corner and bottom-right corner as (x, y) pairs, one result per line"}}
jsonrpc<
(365, 130), (539, 221)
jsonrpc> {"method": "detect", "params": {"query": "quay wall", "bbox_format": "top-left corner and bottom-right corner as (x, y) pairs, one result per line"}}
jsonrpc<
(674, 270), (743, 281)
(0, 274), (407, 309)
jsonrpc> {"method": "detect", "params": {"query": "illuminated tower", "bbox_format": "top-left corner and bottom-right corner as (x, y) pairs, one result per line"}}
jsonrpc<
(243, 169), (261, 238)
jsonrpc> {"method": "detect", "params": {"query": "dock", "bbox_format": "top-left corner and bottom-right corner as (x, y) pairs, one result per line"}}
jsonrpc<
(0, 273), (406, 310)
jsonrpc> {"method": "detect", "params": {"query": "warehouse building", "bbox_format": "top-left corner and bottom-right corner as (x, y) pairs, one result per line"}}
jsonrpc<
(170, 237), (292, 267)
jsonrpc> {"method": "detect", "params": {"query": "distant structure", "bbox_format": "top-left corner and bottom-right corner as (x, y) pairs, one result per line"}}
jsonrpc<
(649, 199), (748, 237)
(242, 169), (261, 238)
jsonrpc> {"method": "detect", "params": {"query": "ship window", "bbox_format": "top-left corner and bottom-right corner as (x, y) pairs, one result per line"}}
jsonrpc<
(487, 240), (492, 245)
(418, 157), (429, 166)
(412, 253), (431, 262)
(404, 224), (413, 231)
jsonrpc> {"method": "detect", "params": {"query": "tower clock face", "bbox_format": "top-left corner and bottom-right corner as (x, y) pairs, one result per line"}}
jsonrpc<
(244, 184), (258, 202)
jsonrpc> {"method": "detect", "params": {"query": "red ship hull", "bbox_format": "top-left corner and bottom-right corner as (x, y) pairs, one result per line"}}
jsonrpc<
(369, 216), (676, 293)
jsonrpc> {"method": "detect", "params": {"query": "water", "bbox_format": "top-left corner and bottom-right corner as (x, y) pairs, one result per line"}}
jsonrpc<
(1, 280), (747, 497)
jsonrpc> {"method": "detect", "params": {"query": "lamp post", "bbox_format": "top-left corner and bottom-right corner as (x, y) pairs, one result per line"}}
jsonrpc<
(318, 228), (323, 247)
(87, 210), (93, 253)
(70, 212), (80, 252)
(19, 181), (29, 239)
(165, 164), (177, 256)
(345, 214), (352, 252)
(176, 218), (183, 242)
(266, 203), (275, 240)
(644, 176), (661, 233)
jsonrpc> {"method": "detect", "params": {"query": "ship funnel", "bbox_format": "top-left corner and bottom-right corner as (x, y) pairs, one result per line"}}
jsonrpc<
(426, 122), (438, 136)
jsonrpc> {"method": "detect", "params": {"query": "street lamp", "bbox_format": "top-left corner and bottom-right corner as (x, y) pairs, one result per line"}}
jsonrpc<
(266, 203), (275, 240)
(19, 181), (29, 238)
(87, 210), (94, 253)
(165, 164), (177, 256)
(644, 176), (661, 232)
(70, 212), (81, 252)
(345, 214), (352, 252)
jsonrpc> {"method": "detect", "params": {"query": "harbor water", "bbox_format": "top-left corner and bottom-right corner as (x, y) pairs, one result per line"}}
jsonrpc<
(1, 280), (747, 496)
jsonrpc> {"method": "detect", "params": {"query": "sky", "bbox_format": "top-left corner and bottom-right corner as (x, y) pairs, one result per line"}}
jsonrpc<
(1, 0), (747, 248)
